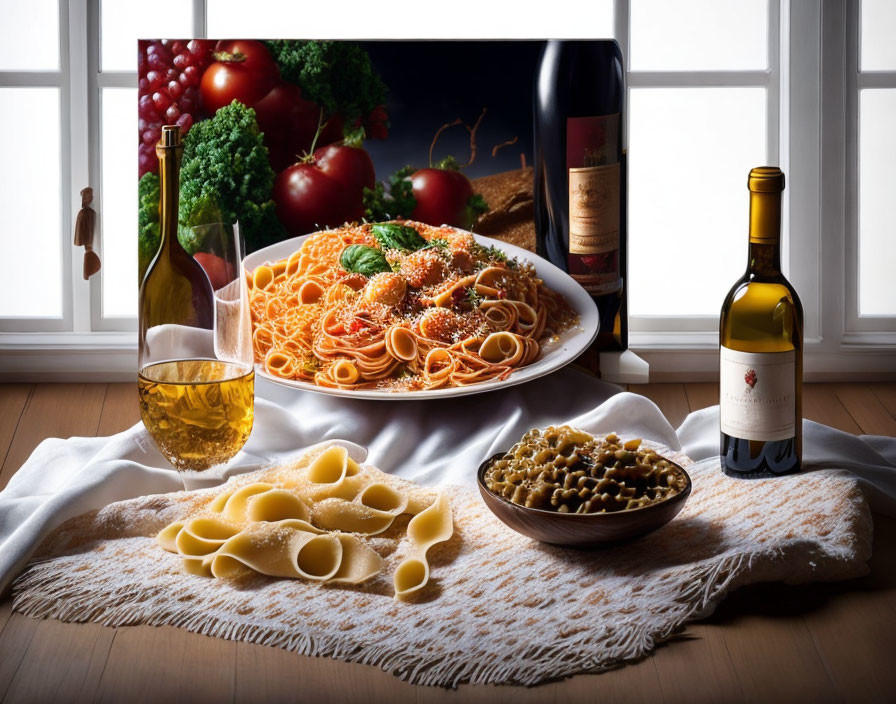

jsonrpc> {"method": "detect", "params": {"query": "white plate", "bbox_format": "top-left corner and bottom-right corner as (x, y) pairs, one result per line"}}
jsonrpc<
(243, 231), (598, 400)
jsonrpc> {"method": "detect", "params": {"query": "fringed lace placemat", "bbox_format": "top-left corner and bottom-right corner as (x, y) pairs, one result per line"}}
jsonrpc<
(13, 454), (872, 688)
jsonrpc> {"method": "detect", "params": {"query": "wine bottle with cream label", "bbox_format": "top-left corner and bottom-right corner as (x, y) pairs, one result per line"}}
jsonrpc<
(719, 167), (803, 477)
(534, 40), (628, 351)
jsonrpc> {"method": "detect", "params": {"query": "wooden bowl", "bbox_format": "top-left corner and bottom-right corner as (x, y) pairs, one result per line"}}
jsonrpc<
(476, 452), (692, 547)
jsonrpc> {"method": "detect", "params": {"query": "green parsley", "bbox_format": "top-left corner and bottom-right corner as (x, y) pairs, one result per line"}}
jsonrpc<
(264, 41), (386, 124)
(465, 287), (484, 307)
(363, 165), (417, 222)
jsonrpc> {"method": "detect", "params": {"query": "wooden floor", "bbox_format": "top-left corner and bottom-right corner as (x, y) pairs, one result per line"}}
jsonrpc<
(0, 382), (895, 704)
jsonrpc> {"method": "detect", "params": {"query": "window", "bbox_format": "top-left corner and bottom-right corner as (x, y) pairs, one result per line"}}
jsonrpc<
(0, 0), (67, 331)
(0, 0), (893, 379)
(851, 0), (896, 328)
(93, 0), (194, 328)
(626, 0), (775, 329)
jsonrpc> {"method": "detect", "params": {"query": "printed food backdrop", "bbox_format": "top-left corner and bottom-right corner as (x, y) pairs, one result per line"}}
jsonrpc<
(137, 39), (543, 282)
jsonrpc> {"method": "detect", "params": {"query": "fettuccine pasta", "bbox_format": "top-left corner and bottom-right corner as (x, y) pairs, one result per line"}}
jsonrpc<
(248, 222), (577, 391)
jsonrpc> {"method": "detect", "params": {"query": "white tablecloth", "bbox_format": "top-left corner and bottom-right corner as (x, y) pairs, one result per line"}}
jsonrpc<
(2, 367), (895, 595)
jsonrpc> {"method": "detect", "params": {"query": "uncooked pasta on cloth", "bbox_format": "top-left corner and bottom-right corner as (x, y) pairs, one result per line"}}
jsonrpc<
(12, 443), (871, 687)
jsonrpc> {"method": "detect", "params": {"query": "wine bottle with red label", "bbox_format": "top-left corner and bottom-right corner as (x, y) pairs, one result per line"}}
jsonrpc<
(719, 167), (803, 477)
(534, 39), (627, 351)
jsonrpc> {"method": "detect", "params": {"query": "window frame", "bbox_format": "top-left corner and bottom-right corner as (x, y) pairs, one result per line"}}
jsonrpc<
(0, 0), (75, 333)
(1, 0), (894, 381)
(621, 0), (791, 341)
(843, 0), (896, 341)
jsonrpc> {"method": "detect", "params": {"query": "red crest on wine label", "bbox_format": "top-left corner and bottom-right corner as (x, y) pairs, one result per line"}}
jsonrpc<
(744, 369), (758, 389)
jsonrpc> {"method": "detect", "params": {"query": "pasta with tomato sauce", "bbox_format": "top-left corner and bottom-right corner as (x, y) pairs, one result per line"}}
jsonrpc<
(248, 222), (577, 391)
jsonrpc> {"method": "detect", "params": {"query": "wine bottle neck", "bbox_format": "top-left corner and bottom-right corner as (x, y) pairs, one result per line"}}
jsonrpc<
(156, 131), (183, 258)
(747, 190), (782, 275)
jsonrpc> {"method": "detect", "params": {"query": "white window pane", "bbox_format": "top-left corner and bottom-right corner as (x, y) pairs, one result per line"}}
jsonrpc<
(0, 88), (62, 317)
(101, 88), (138, 318)
(0, 0), (58, 70)
(629, 87), (767, 316)
(859, 89), (896, 316)
(101, 0), (193, 71)
(207, 0), (613, 38)
(861, 0), (896, 71)
(631, 0), (768, 71)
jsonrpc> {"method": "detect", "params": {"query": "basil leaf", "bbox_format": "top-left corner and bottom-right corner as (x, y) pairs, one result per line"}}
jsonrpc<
(339, 244), (391, 276)
(371, 223), (428, 252)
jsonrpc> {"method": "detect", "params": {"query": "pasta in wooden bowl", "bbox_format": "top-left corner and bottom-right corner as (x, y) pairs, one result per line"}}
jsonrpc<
(477, 427), (692, 546)
(247, 221), (578, 393)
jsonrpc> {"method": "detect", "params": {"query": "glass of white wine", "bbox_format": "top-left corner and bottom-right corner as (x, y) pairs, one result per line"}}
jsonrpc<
(138, 220), (255, 471)
(137, 124), (254, 472)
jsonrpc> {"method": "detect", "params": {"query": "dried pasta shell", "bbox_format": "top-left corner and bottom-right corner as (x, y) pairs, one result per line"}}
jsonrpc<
(182, 554), (216, 577)
(393, 556), (429, 599)
(156, 521), (184, 553)
(394, 493), (453, 599)
(245, 489), (310, 523)
(220, 483), (274, 522)
(311, 498), (396, 536)
(406, 493), (453, 550)
(405, 489), (440, 515)
(208, 489), (234, 514)
(307, 445), (361, 485)
(175, 516), (242, 557)
(211, 523), (343, 581)
(359, 483), (408, 515)
(329, 534), (384, 584)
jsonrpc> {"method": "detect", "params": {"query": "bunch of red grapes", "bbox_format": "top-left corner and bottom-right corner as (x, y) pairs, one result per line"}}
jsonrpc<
(138, 39), (214, 177)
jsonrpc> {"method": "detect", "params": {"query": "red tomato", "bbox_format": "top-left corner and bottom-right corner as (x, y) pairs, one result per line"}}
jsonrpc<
(199, 40), (279, 116)
(193, 252), (235, 290)
(254, 81), (320, 171)
(410, 168), (476, 229)
(274, 163), (353, 236)
(313, 144), (375, 220)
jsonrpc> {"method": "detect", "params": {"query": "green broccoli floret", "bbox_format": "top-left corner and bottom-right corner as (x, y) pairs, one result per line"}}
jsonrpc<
(176, 194), (222, 255)
(179, 101), (283, 252)
(137, 102), (282, 278)
(138, 172), (160, 283)
(265, 41), (386, 124)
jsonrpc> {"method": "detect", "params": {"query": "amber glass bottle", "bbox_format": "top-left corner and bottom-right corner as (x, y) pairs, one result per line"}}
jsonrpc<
(138, 124), (214, 364)
(719, 167), (803, 477)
